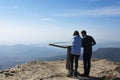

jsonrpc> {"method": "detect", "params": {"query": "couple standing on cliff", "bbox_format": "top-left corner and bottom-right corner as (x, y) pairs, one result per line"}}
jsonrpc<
(68, 30), (96, 77)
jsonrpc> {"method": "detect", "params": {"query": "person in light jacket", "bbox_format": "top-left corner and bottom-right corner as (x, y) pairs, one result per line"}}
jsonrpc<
(68, 30), (82, 77)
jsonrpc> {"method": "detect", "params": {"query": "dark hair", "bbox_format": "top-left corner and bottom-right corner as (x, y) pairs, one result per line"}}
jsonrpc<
(81, 30), (87, 35)
(73, 30), (80, 36)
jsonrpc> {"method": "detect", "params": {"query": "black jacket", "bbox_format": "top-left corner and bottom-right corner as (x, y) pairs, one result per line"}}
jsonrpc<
(82, 35), (96, 54)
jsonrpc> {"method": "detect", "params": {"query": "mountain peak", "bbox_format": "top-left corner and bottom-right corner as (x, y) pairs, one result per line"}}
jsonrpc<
(0, 59), (119, 80)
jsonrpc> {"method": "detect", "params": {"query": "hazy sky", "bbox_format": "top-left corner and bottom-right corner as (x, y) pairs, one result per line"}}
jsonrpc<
(0, 0), (120, 44)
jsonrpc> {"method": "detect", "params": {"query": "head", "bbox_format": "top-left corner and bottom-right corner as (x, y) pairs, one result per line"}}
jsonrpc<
(73, 30), (80, 37)
(81, 30), (87, 37)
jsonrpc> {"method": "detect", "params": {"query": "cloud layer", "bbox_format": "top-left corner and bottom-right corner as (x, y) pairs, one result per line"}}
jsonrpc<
(54, 6), (120, 17)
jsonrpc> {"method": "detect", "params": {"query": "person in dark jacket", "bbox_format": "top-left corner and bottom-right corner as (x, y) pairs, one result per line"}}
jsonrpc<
(81, 30), (96, 77)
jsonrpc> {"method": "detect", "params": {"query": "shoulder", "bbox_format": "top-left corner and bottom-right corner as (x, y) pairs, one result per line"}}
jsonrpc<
(87, 35), (93, 39)
(87, 35), (92, 37)
(72, 36), (76, 41)
(73, 36), (82, 40)
(72, 36), (76, 39)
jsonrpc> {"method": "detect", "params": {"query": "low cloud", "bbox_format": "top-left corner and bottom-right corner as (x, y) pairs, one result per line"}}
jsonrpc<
(54, 6), (120, 17)
(40, 18), (55, 22)
(0, 5), (18, 9)
(89, 0), (100, 2)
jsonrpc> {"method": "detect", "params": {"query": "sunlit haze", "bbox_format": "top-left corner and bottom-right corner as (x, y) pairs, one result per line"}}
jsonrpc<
(0, 0), (120, 45)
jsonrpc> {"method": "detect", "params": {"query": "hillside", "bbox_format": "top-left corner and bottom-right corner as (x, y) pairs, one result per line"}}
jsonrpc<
(0, 59), (120, 80)
(93, 48), (120, 62)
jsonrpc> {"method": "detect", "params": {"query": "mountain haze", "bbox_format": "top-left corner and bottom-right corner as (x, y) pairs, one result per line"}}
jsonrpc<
(93, 48), (120, 62)
(0, 44), (66, 70)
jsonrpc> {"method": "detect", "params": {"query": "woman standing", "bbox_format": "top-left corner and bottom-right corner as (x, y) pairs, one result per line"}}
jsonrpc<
(68, 30), (82, 77)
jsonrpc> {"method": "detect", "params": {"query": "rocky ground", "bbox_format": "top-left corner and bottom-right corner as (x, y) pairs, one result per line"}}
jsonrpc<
(0, 59), (120, 80)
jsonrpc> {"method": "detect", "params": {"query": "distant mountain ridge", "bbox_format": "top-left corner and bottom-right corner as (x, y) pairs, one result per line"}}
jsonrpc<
(94, 42), (120, 50)
(0, 42), (120, 70)
(93, 48), (120, 62)
(0, 44), (66, 70)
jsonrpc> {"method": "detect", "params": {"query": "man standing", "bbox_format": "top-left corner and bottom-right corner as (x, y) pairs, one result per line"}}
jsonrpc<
(81, 30), (96, 77)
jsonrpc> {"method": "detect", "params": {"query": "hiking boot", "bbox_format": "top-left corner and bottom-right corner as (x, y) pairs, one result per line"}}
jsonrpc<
(67, 72), (73, 77)
(74, 72), (78, 77)
(81, 74), (89, 77)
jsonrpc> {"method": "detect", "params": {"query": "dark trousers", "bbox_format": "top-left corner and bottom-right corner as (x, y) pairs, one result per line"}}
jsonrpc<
(70, 54), (80, 74)
(83, 53), (92, 76)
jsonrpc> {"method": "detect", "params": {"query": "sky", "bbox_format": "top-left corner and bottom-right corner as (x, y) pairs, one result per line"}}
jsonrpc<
(0, 0), (120, 45)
